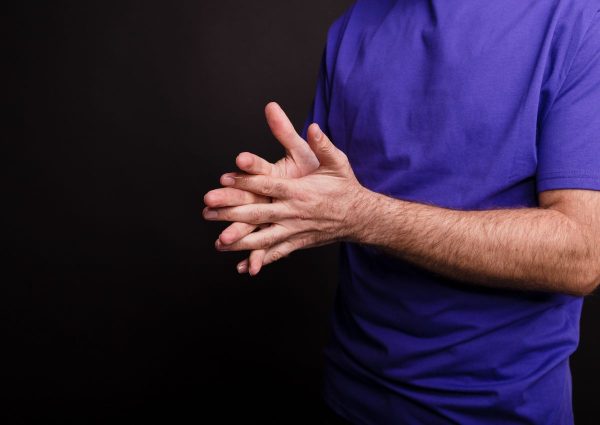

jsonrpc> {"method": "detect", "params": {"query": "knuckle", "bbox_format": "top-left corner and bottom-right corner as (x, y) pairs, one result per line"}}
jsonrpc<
(262, 235), (276, 248)
(266, 208), (279, 222)
(274, 182), (286, 195)
(294, 211), (306, 221)
(297, 236), (311, 248)
(338, 150), (349, 163)
(318, 141), (334, 155)
(270, 250), (284, 262)
(299, 236), (309, 246)
(261, 181), (273, 195)
(250, 208), (262, 223)
(319, 144), (332, 155)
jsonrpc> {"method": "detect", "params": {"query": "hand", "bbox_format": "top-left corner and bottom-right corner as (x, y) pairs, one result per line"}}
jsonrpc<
(203, 123), (369, 275)
(204, 102), (319, 275)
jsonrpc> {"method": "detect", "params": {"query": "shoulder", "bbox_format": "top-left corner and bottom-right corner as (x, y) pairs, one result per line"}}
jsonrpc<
(538, 0), (599, 110)
(324, 0), (397, 47)
(552, 0), (600, 82)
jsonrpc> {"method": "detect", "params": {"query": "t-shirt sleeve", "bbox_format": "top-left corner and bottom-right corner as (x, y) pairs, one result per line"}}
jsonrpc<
(537, 10), (600, 193)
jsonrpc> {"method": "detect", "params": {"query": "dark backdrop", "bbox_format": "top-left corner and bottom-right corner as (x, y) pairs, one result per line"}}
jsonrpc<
(5, 1), (599, 424)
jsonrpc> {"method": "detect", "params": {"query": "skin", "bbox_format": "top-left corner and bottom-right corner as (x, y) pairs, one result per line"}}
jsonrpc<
(204, 102), (319, 274)
(204, 103), (600, 296)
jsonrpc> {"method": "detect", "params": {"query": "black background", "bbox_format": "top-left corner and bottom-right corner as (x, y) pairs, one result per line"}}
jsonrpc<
(5, 1), (599, 423)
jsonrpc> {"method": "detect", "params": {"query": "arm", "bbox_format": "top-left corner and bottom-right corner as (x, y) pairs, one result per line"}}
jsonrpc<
(204, 123), (600, 295)
(351, 187), (600, 296)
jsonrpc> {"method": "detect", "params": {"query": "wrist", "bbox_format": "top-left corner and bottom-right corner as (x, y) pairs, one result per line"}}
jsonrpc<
(344, 185), (381, 244)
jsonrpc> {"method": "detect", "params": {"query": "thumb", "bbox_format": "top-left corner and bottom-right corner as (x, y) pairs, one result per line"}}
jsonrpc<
(265, 102), (305, 153)
(306, 123), (343, 168)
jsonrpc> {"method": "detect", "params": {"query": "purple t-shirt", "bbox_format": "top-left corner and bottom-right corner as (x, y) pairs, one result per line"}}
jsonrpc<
(301, 1), (600, 424)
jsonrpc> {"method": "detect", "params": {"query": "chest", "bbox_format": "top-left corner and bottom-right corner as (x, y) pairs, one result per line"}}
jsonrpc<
(326, 5), (547, 202)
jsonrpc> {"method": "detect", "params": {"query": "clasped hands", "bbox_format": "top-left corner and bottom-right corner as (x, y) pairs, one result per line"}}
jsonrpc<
(203, 102), (368, 276)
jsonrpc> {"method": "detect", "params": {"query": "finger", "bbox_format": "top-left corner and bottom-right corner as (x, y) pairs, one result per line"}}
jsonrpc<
(203, 203), (288, 225)
(204, 187), (268, 208)
(236, 152), (275, 176)
(306, 123), (344, 168)
(236, 258), (249, 274)
(220, 172), (238, 187)
(265, 102), (306, 153)
(262, 240), (298, 266)
(216, 225), (288, 252)
(219, 222), (257, 245)
(221, 173), (294, 199)
(248, 250), (267, 276)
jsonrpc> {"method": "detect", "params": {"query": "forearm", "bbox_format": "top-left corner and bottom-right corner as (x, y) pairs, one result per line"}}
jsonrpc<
(350, 189), (597, 295)
(206, 123), (600, 282)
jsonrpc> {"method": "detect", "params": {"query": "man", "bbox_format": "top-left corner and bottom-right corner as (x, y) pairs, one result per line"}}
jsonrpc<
(204, 1), (600, 423)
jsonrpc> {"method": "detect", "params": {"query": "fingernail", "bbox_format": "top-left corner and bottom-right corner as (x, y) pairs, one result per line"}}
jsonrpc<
(237, 263), (248, 274)
(222, 176), (235, 186)
(204, 209), (217, 219)
(216, 237), (229, 248)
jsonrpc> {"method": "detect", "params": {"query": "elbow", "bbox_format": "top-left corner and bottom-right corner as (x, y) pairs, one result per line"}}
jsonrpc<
(583, 268), (600, 296)
(568, 263), (600, 297)
(560, 237), (600, 296)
